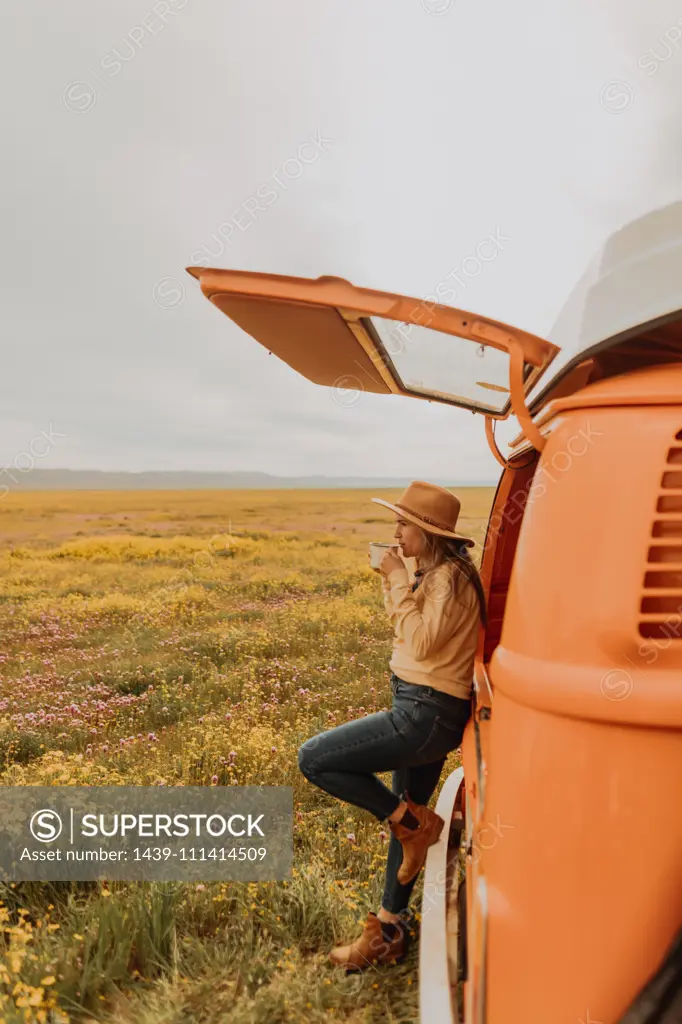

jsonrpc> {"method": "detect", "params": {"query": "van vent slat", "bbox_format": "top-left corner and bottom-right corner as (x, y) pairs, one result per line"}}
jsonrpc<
(647, 545), (682, 564)
(657, 496), (682, 512)
(639, 622), (682, 640)
(661, 472), (682, 488)
(644, 571), (682, 588)
(641, 429), (682, 640)
(641, 596), (682, 614)
(652, 521), (682, 537)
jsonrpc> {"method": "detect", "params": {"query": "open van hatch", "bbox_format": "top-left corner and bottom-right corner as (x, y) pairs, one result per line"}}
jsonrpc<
(186, 268), (559, 422)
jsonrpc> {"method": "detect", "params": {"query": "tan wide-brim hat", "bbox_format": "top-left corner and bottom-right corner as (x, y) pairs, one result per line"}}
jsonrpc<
(372, 480), (475, 547)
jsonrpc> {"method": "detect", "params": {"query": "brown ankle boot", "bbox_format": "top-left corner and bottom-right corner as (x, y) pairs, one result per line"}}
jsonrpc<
(390, 793), (445, 884)
(329, 913), (407, 972)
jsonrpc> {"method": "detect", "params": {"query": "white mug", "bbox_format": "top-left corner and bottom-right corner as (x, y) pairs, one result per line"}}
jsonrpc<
(369, 542), (395, 569)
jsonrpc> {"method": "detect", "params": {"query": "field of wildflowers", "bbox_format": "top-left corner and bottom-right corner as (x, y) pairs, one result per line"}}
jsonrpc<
(0, 487), (493, 1024)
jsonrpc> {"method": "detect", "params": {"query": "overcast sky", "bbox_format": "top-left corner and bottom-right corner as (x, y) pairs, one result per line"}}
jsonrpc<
(2, 0), (682, 482)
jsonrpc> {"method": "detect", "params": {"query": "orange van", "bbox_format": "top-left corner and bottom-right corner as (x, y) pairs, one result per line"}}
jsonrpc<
(188, 198), (682, 1024)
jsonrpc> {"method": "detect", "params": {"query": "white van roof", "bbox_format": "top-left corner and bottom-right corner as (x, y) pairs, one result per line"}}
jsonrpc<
(528, 199), (682, 409)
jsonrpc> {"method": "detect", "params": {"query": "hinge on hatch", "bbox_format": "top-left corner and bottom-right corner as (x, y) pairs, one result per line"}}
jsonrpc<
(484, 338), (547, 467)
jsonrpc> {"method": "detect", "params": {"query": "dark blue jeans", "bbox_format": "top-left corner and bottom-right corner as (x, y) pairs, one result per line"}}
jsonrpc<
(298, 673), (471, 914)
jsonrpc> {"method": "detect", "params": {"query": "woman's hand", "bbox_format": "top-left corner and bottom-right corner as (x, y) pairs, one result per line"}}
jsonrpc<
(379, 546), (404, 577)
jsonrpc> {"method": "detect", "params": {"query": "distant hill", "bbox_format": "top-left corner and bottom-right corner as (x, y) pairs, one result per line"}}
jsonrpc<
(2, 470), (497, 491)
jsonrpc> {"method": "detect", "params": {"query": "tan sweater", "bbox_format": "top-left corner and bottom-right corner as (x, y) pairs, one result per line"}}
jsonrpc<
(381, 561), (480, 700)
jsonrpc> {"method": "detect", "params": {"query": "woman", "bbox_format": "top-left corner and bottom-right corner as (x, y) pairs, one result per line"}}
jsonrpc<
(298, 480), (486, 971)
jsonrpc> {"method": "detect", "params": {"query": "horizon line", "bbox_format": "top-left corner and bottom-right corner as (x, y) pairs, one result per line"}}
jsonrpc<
(4, 467), (497, 480)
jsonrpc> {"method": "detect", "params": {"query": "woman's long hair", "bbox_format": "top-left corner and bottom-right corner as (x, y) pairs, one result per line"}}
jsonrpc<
(419, 530), (488, 627)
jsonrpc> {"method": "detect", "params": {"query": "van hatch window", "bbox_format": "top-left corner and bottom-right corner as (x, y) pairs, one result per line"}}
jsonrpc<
(367, 317), (512, 413)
